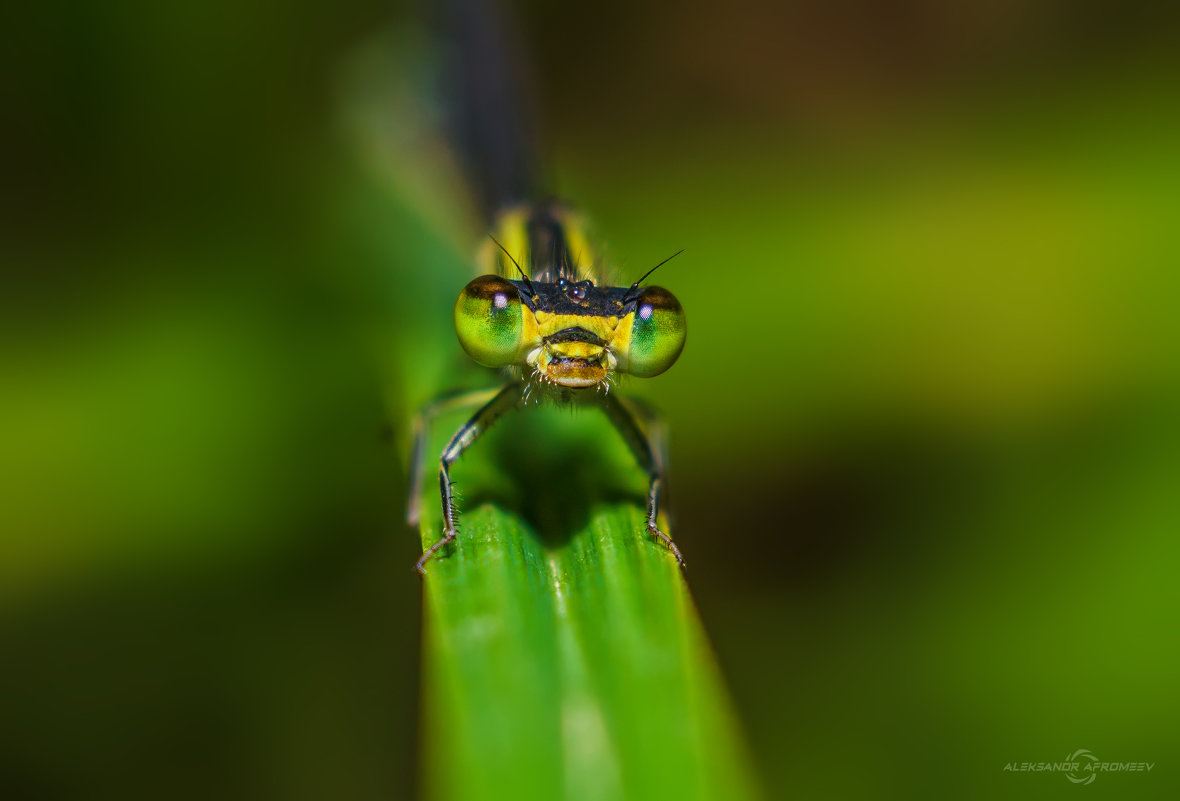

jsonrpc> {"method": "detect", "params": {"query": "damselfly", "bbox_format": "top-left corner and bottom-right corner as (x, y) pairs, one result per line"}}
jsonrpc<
(406, 201), (687, 573)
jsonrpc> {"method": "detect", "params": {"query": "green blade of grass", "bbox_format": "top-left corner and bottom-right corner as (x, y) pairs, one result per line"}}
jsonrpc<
(416, 410), (761, 801)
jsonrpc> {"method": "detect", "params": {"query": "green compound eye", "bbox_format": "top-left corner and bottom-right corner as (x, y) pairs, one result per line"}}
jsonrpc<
(454, 275), (526, 367)
(625, 286), (686, 377)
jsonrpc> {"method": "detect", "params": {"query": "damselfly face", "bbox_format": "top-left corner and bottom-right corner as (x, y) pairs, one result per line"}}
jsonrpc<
(455, 273), (685, 388)
(452, 206), (686, 390)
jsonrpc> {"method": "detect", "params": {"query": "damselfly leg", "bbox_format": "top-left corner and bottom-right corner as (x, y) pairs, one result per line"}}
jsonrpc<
(410, 385), (685, 573)
(601, 393), (685, 569)
(406, 386), (506, 527)
(414, 382), (523, 574)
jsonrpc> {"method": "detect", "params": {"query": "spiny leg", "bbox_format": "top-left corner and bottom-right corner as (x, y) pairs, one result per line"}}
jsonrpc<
(407, 387), (504, 527)
(601, 393), (685, 569)
(416, 382), (523, 574)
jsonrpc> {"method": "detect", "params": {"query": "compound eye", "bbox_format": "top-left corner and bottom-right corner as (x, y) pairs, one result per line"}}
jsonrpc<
(622, 286), (686, 377)
(454, 275), (525, 367)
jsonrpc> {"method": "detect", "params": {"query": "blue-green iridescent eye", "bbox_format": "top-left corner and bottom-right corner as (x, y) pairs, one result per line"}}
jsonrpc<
(454, 275), (525, 367)
(626, 286), (686, 377)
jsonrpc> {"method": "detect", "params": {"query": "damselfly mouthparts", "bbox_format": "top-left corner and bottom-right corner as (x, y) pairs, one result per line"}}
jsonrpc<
(407, 201), (687, 574)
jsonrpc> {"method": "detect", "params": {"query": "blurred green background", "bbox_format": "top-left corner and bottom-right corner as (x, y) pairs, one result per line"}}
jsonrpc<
(2, 1), (1178, 799)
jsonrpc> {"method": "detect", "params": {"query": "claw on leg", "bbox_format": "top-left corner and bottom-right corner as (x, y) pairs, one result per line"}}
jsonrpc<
(648, 522), (686, 570)
(415, 527), (457, 575)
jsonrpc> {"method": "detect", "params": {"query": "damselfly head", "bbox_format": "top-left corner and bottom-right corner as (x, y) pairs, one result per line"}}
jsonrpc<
(455, 205), (686, 389)
(454, 273), (686, 389)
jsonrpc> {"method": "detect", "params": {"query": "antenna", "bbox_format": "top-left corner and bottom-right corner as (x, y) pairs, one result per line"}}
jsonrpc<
(489, 234), (534, 295)
(623, 249), (683, 302)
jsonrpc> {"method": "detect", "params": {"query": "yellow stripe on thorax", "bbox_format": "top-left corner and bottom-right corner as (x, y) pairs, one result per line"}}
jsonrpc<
(478, 205), (603, 282)
(477, 207), (532, 278)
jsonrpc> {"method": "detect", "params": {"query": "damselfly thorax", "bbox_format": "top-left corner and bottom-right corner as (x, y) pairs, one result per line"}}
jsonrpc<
(408, 201), (687, 573)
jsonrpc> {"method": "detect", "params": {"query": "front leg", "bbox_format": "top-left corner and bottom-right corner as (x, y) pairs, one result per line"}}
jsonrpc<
(407, 387), (505, 527)
(601, 393), (686, 569)
(416, 382), (523, 574)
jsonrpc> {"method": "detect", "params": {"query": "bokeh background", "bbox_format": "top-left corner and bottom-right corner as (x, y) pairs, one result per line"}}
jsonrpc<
(3, 1), (1178, 799)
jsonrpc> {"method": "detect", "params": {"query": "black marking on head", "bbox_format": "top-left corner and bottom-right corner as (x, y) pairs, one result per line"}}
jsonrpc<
(557, 277), (591, 302)
(509, 279), (636, 317)
(545, 327), (607, 346)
